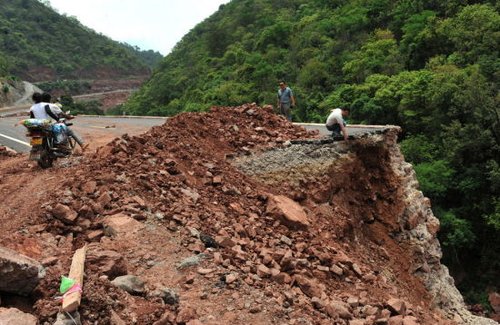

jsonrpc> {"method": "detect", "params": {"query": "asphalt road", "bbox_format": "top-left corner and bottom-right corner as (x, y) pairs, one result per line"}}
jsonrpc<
(1, 114), (391, 153)
(0, 115), (167, 153)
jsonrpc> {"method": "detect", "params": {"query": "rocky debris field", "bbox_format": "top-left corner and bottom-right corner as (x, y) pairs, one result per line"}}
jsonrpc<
(0, 104), (496, 325)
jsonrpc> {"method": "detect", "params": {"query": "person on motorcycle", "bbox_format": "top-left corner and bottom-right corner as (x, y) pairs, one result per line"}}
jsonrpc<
(29, 92), (88, 151)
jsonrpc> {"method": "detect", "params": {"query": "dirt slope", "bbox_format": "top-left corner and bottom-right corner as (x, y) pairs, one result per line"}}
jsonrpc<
(0, 104), (487, 324)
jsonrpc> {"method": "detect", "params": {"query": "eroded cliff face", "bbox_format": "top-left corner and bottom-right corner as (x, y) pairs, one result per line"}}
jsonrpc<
(236, 128), (496, 325)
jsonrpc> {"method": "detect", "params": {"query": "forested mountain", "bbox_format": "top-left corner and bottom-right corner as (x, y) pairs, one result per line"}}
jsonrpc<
(125, 0), (499, 307)
(0, 0), (163, 81)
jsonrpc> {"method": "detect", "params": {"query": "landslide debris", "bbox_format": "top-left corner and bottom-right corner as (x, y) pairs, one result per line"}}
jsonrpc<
(0, 104), (467, 324)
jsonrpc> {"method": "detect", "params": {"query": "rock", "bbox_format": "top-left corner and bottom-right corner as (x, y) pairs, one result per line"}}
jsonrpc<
(97, 191), (112, 208)
(0, 308), (37, 325)
(52, 203), (78, 224)
(110, 310), (126, 325)
(272, 272), (292, 284)
(176, 306), (198, 324)
(81, 181), (97, 194)
(347, 297), (359, 308)
(326, 300), (352, 320)
(41, 256), (58, 267)
(153, 310), (176, 325)
(181, 188), (201, 203)
(111, 275), (145, 294)
(53, 311), (81, 325)
(266, 195), (310, 229)
(256, 264), (271, 278)
(280, 235), (293, 246)
(212, 175), (223, 185)
(294, 275), (324, 298)
(149, 287), (179, 305)
(388, 315), (404, 325)
(352, 263), (363, 276)
(177, 254), (207, 269)
(311, 297), (326, 310)
(200, 233), (218, 248)
(0, 246), (45, 295)
(489, 292), (500, 314)
(87, 230), (104, 241)
(386, 298), (406, 316)
(402, 316), (419, 325)
(330, 264), (344, 276)
(225, 273), (238, 284)
(87, 248), (127, 277)
(103, 213), (144, 236)
(362, 305), (380, 317)
(197, 268), (214, 275)
(215, 236), (236, 248)
(186, 320), (204, 325)
(349, 320), (365, 325)
(131, 195), (146, 207)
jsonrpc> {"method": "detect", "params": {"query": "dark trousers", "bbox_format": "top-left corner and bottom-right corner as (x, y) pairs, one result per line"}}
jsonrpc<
(326, 123), (341, 136)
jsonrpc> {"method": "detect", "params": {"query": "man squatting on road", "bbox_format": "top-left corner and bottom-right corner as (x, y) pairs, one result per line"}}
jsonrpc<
(325, 107), (350, 141)
(277, 81), (296, 121)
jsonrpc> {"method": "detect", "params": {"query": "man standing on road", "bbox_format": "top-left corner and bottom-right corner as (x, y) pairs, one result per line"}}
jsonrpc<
(277, 81), (296, 121)
(325, 107), (350, 141)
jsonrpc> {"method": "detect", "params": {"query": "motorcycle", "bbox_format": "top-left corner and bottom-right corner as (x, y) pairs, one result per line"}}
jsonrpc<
(21, 114), (76, 168)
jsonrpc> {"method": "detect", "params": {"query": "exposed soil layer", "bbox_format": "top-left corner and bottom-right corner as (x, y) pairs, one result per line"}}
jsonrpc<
(0, 104), (468, 324)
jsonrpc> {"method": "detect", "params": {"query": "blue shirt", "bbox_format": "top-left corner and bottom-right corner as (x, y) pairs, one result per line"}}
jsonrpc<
(278, 87), (293, 104)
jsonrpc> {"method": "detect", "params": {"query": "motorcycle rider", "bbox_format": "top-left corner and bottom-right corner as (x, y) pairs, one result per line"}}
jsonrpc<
(29, 92), (88, 151)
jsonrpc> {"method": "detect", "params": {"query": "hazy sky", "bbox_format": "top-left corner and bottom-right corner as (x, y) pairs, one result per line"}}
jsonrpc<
(47, 0), (231, 55)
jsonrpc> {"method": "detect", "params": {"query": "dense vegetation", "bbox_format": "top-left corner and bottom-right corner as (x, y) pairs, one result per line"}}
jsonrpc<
(126, 0), (499, 306)
(0, 0), (163, 81)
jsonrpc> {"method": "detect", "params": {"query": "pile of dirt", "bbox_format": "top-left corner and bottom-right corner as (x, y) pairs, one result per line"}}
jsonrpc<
(0, 104), (465, 324)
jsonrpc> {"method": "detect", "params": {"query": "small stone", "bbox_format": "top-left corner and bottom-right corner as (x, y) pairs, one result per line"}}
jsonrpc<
(352, 263), (363, 276)
(388, 315), (404, 325)
(149, 288), (179, 305)
(111, 275), (145, 295)
(325, 301), (352, 320)
(386, 298), (406, 316)
(197, 268), (214, 275)
(225, 273), (238, 284)
(177, 254), (207, 269)
(330, 264), (343, 276)
(280, 235), (292, 246)
(41, 256), (58, 267)
(256, 264), (271, 278)
(52, 203), (78, 224)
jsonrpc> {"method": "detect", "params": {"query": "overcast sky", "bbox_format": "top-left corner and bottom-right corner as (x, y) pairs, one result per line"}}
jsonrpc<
(47, 0), (231, 55)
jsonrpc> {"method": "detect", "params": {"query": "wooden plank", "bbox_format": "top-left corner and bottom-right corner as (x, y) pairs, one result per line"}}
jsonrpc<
(62, 245), (87, 312)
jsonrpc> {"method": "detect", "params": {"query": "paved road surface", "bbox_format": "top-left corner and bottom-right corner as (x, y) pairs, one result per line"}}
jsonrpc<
(0, 115), (167, 153)
(1, 115), (391, 153)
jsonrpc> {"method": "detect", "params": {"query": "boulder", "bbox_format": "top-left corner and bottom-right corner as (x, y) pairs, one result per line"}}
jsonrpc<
(266, 195), (310, 229)
(0, 308), (37, 325)
(0, 246), (45, 295)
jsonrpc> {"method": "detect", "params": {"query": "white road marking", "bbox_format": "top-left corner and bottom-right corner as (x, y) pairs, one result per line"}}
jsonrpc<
(0, 132), (31, 147)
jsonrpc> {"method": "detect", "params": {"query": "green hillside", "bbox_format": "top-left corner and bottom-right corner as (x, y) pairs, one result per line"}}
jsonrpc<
(126, 0), (499, 307)
(0, 0), (163, 81)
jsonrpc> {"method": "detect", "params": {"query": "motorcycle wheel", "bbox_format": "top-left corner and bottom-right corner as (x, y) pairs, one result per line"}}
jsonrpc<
(38, 149), (53, 169)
